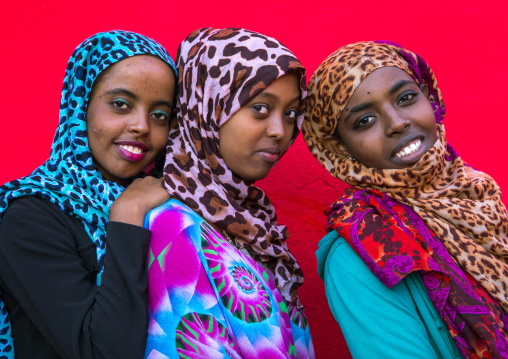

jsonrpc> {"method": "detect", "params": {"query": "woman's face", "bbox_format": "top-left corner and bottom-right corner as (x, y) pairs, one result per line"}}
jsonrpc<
(330, 67), (438, 169)
(86, 55), (175, 186)
(218, 73), (300, 181)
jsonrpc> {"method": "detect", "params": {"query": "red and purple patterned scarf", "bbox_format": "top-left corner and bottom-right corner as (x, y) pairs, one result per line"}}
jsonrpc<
(327, 188), (508, 358)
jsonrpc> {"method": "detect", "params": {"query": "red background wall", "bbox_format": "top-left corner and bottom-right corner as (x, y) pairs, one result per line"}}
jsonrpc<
(1, 1), (507, 357)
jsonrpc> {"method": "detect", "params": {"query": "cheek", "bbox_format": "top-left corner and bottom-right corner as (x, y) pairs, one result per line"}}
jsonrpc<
(153, 126), (170, 152)
(343, 132), (378, 156)
(86, 123), (100, 149)
(421, 105), (438, 137)
(86, 106), (112, 144)
(283, 123), (296, 146)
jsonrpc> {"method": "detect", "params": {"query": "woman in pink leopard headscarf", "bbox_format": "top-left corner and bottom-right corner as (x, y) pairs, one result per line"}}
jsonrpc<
(143, 28), (314, 359)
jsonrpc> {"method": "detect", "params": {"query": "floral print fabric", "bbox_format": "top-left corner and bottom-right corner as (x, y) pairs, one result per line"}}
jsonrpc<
(144, 199), (314, 358)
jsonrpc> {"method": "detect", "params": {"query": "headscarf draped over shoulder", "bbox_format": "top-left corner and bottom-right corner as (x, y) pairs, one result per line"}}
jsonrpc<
(1, 30), (177, 260)
(0, 30), (177, 354)
(164, 27), (306, 303)
(303, 40), (508, 312)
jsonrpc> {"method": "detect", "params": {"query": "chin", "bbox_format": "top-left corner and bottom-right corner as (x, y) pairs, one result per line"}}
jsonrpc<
(244, 171), (270, 182)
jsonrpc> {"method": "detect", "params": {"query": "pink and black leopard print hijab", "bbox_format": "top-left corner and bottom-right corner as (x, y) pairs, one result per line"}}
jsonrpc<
(303, 41), (508, 313)
(164, 28), (306, 303)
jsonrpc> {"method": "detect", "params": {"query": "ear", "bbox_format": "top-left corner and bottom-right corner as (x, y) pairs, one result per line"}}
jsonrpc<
(322, 135), (351, 157)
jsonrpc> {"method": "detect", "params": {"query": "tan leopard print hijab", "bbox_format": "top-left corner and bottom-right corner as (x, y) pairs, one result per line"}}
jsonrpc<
(164, 28), (307, 303)
(303, 40), (508, 311)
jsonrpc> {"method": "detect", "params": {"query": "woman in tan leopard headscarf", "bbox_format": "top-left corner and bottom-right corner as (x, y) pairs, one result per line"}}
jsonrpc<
(304, 40), (508, 358)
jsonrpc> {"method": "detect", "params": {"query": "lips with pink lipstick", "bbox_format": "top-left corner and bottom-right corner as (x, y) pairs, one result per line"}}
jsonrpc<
(115, 141), (149, 162)
(257, 147), (281, 163)
(391, 136), (427, 164)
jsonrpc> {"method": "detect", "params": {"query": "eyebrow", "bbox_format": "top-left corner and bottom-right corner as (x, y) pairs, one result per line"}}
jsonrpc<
(153, 100), (174, 109)
(104, 88), (139, 100)
(389, 79), (415, 94)
(103, 88), (173, 108)
(344, 102), (371, 123)
(257, 91), (300, 104)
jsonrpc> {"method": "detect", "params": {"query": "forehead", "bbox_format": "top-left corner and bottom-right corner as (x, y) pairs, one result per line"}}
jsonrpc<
(348, 67), (415, 103)
(97, 55), (168, 84)
(251, 73), (300, 100)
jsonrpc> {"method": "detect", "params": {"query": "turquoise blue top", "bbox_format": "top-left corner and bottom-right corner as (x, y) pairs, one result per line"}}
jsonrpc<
(316, 231), (462, 359)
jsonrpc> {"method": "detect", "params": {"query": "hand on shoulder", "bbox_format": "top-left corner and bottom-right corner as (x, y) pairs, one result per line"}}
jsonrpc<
(109, 177), (170, 227)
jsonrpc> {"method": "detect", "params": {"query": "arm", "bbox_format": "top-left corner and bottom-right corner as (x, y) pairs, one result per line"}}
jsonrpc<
(323, 237), (439, 359)
(0, 196), (150, 358)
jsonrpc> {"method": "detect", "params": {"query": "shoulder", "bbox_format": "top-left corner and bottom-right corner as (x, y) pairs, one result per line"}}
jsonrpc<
(2, 196), (71, 225)
(145, 199), (203, 226)
(5, 195), (53, 213)
(316, 231), (367, 281)
(0, 196), (88, 255)
(320, 235), (389, 294)
(144, 198), (204, 245)
(317, 233), (423, 315)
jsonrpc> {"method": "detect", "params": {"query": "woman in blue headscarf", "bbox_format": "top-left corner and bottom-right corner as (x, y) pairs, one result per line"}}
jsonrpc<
(0, 30), (177, 358)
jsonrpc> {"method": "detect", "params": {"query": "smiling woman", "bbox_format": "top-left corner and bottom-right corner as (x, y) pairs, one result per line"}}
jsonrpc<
(0, 31), (177, 358)
(303, 40), (508, 359)
(87, 55), (175, 186)
(326, 67), (438, 169)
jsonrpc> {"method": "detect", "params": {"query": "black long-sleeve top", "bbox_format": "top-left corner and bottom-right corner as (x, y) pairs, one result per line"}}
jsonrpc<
(0, 196), (150, 358)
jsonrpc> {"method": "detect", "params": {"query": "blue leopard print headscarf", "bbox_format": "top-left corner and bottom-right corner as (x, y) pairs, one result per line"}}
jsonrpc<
(0, 30), (177, 357)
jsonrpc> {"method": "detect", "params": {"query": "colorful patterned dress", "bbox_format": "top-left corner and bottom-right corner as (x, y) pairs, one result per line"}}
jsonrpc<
(143, 199), (314, 359)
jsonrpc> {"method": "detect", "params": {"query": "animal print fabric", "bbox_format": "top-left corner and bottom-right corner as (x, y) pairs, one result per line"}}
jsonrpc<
(163, 28), (307, 304)
(0, 30), (177, 357)
(302, 40), (508, 314)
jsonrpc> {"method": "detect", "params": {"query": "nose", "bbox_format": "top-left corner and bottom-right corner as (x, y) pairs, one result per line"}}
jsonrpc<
(384, 110), (410, 137)
(266, 115), (286, 140)
(128, 110), (150, 135)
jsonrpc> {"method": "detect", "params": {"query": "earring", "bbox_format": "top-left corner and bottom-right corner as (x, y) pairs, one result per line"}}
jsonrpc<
(346, 156), (356, 161)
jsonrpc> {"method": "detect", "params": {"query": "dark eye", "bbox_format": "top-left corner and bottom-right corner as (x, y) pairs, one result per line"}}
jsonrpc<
(353, 115), (375, 129)
(397, 91), (417, 105)
(111, 99), (130, 110)
(286, 109), (297, 119)
(252, 104), (269, 115)
(152, 110), (170, 121)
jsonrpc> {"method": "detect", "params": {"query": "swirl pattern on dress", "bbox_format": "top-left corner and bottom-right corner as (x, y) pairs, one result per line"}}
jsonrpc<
(201, 223), (273, 323)
(175, 312), (242, 358)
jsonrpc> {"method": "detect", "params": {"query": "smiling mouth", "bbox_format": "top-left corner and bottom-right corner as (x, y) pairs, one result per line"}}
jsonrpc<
(118, 144), (144, 155)
(394, 139), (422, 159)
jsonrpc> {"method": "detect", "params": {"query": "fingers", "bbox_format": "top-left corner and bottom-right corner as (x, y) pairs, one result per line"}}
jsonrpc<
(109, 177), (169, 226)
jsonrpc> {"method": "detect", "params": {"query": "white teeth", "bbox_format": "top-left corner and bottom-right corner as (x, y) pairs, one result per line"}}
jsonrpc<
(119, 145), (143, 154)
(395, 139), (421, 158)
